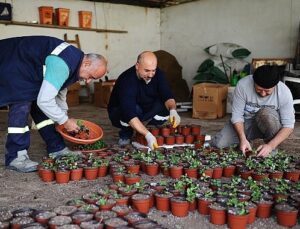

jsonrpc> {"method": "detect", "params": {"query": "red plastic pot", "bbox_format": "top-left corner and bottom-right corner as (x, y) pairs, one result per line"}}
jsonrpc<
(145, 163), (159, 176)
(84, 167), (98, 180)
(227, 212), (249, 229)
(70, 168), (83, 181)
(98, 166), (108, 177)
(170, 197), (189, 217)
(55, 170), (70, 184)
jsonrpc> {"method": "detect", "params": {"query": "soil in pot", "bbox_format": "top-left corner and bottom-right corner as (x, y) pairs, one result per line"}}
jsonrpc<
(94, 210), (117, 222)
(80, 220), (104, 229)
(123, 212), (148, 225)
(10, 216), (35, 229)
(111, 205), (132, 217)
(53, 206), (77, 216)
(48, 215), (72, 228)
(104, 217), (128, 229)
(34, 210), (57, 225)
(71, 212), (94, 225)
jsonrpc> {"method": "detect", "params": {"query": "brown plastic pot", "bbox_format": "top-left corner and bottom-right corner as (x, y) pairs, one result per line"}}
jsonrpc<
(209, 204), (226, 225)
(255, 201), (273, 218)
(160, 126), (171, 137)
(169, 165), (183, 179)
(70, 168), (83, 181)
(275, 204), (298, 227)
(155, 192), (173, 211)
(184, 135), (194, 144)
(40, 169), (55, 182)
(223, 165), (236, 178)
(165, 135), (175, 145)
(181, 125), (191, 136)
(184, 167), (198, 179)
(98, 166), (108, 177)
(170, 197), (189, 217)
(212, 167), (223, 179)
(227, 212), (249, 229)
(156, 135), (164, 146)
(55, 170), (70, 184)
(126, 164), (140, 174)
(191, 125), (201, 135)
(283, 170), (300, 182)
(112, 173), (125, 183)
(145, 163), (159, 176)
(84, 167), (98, 180)
(197, 198), (214, 215)
(132, 194), (151, 214)
(149, 127), (159, 136)
(175, 135), (185, 145)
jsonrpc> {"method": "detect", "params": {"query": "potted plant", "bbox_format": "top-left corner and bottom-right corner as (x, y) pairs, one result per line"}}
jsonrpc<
(184, 158), (200, 179)
(53, 159), (70, 184)
(131, 193), (151, 214)
(39, 161), (55, 182)
(275, 201), (299, 227)
(170, 196), (189, 217)
(155, 189), (174, 212)
(227, 198), (249, 229)
(186, 183), (199, 211)
(208, 202), (226, 225)
(197, 189), (216, 215)
(96, 197), (116, 211)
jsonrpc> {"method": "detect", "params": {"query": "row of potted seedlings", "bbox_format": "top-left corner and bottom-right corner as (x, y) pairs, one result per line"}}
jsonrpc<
(135, 124), (205, 147)
(37, 143), (300, 227)
(38, 153), (110, 183)
(106, 147), (300, 228)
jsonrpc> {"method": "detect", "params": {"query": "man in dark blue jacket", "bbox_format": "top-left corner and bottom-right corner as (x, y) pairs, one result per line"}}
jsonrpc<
(108, 51), (180, 149)
(0, 36), (107, 172)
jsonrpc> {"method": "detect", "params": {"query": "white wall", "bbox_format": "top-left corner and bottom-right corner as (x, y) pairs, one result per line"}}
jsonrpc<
(161, 0), (300, 90)
(0, 0), (160, 82)
(2, 0), (300, 93)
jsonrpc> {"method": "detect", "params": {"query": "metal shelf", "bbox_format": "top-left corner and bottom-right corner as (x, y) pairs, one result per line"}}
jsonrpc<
(0, 20), (128, 33)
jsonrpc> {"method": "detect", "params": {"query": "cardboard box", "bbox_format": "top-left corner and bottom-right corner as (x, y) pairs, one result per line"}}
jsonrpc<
(94, 80), (115, 108)
(67, 82), (81, 107)
(192, 83), (228, 119)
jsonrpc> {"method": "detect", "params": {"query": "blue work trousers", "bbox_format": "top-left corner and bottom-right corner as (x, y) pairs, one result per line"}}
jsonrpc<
(108, 100), (169, 139)
(5, 102), (65, 165)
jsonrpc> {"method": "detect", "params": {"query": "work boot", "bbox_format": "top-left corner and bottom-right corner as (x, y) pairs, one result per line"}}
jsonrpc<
(118, 138), (131, 146)
(49, 147), (82, 159)
(7, 150), (38, 173)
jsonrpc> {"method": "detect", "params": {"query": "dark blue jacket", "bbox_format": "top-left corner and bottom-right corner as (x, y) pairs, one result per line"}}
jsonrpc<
(0, 36), (84, 106)
(108, 66), (173, 122)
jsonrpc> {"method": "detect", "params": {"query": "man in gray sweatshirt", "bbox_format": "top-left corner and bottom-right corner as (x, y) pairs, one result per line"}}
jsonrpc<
(211, 65), (295, 157)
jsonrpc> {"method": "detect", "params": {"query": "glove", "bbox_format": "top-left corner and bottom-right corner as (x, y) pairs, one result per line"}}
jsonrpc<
(145, 132), (158, 150)
(169, 109), (181, 128)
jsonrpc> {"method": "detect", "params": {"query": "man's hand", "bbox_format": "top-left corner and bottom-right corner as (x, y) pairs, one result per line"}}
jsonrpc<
(63, 118), (80, 133)
(169, 109), (181, 128)
(145, 132), (158, 150)
(257, 144), (273, 157)
(239, 139), (252, 156)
